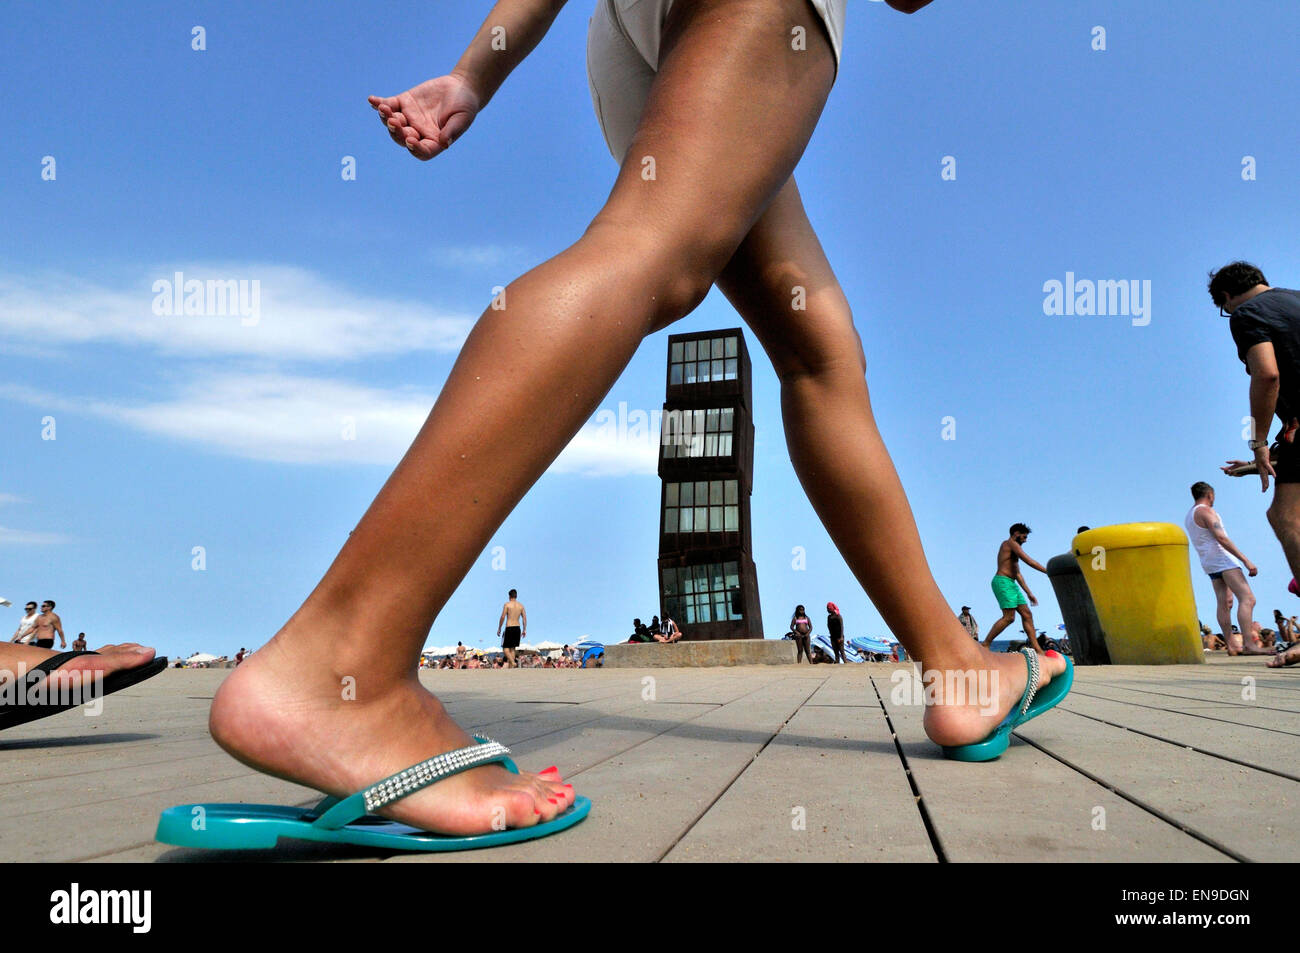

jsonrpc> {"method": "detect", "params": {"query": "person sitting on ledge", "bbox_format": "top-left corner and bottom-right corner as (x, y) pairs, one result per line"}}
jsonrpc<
(629, 619), (655, 643)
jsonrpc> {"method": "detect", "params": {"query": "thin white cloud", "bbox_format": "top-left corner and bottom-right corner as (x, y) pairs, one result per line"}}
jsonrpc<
(96, 373), (431, 466)
(553, 426), (658, 477)
(433, 244), (527, 269)
(0, 265), (475, 362)
(0, 495), (69, 547)
(0, 258), (649, 477)
(0, 526), (72, 546)
(1, 376), (659, 475)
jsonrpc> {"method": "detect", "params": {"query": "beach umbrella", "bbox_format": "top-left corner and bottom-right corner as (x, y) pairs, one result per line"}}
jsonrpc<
(850, 636), (893, 655)
(0, 597), (11, 607)
(185, 652), (221, 663)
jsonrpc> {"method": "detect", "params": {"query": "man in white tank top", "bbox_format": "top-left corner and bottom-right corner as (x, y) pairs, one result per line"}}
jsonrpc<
(1185, 481), (1270, 655)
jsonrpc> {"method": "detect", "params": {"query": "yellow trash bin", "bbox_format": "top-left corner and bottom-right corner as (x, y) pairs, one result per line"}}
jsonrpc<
(1073, 523), (1204, 665)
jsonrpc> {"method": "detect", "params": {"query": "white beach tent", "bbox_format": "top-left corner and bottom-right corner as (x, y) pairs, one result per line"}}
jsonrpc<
(185, 652), (221, 664)
(0, 597), (12, 607)
(421, 645), (462, 657)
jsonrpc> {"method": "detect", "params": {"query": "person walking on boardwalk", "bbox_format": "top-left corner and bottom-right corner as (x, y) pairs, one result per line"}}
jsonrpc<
(983, 525), (1046, 652)
(1184, 482), (1269, 656)
(497, 589), (526, 668)
(957, 605), (979, 641)
(30, 600), (66, 651)
(1214, 264), (1300, 596)
(10, 602), (38, 644)
(205, 0), (1071, 847)
(826, 602), (846, 663)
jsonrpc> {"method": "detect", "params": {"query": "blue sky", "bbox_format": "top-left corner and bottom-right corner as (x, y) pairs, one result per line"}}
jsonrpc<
(3, 0), (1300, 657)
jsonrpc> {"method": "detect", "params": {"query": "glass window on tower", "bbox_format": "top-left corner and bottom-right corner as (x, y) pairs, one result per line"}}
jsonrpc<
(660, 404), (736, 460)
(662, 480), (741, 537)
(660, 560), (745, 624)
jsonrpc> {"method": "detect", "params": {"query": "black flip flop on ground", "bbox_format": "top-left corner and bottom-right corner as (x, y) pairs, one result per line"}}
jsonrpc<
(0, 651), (169, 731)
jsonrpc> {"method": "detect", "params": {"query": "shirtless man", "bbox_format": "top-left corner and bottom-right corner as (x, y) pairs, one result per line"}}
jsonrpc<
(30, 600), (66, 650)
(496, 589), (526, 668)
(1185, 482), (1269, 655)
(983, 525), (1046, 652)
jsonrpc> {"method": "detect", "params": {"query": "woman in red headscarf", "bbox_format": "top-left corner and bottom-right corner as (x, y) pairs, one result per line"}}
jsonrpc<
(826, 603), (846, 664)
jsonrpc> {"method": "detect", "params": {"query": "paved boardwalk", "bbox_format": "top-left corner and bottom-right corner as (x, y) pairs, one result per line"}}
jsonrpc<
(1, 657), (1294, 862)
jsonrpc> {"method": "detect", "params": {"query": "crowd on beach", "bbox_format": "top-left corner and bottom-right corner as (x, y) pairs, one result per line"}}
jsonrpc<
(1200, 616), (1296, 654)
(9, 600), (84, 652)
(11, 600), (259, 669)
(171, 648), (250, 669)
(425, 641), (590, 669)
(951, 489), (1300, 669)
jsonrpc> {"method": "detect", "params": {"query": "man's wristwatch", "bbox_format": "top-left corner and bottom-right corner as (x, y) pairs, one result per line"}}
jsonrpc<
(1249, 438), (1270, 451)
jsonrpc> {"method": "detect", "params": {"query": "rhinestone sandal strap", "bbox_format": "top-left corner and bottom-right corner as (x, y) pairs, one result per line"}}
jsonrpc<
(311, 738), (512, 831)
(1018, 647), (1041, 716)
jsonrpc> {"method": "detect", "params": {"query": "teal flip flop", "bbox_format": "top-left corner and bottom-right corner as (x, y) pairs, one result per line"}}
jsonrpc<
(156, 736), (591, 851)
(941, 648), (1074, 762)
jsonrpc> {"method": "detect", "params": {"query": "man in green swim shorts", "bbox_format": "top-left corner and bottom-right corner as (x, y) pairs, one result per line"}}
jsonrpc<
(982, 523), (1047, 652)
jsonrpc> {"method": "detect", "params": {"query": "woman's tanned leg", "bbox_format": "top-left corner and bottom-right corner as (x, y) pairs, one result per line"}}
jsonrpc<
(714, 178), (1065, 745)
(211, 0), (841, 835)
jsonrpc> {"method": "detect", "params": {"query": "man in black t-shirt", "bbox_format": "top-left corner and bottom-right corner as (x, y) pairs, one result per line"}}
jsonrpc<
(1212, 262), (1300, 635)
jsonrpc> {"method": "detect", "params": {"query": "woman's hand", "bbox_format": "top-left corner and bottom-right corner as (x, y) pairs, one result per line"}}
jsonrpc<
(368, 73), (482, 161)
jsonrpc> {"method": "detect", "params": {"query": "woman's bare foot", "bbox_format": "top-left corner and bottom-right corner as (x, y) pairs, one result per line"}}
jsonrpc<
(0, 642), (157, 688)
(921, 645), (1068, 747)
(208, 636), (574, 836)
(1227, 637), (1273, 656)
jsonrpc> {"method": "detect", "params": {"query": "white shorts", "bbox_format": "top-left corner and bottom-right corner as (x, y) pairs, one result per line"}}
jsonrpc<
(586, 0), (846, 161)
